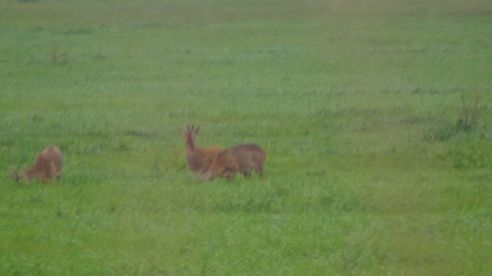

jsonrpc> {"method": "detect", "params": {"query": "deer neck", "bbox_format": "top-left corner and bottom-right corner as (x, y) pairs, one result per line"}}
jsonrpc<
(186, 134), (195, 152)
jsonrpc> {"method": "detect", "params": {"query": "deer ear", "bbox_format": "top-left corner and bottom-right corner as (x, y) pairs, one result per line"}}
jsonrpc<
(195, 126), (200, 134)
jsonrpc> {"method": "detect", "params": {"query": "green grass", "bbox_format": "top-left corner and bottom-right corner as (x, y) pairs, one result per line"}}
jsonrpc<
(1, 0), (491, 275)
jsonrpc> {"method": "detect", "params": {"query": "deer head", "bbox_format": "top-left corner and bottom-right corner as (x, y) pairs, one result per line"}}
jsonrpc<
(10, 168), (28, 182)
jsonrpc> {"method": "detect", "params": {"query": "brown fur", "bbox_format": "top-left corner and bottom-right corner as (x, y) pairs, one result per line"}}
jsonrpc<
(11, 146), (64, 183)
(183, 124), (223, 174)
(202, 144), (266, 180)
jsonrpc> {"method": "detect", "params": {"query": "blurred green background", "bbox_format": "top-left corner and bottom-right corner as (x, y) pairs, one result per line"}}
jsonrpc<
(1, 0), (491, 275)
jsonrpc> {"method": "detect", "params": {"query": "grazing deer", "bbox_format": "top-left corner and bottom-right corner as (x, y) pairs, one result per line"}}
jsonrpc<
(201, 143), (266, 180)
(183, 124), (223, 174)
(11, 146), (64, 183)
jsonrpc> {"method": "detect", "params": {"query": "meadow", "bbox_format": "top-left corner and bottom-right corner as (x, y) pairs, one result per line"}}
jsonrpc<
(0, 0), (491, 275)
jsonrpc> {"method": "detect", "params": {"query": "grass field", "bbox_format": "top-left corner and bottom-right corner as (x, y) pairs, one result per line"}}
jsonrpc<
(1, 0), (491, 275)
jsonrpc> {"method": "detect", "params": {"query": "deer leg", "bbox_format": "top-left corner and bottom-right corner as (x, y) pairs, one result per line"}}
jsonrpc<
(225, 171), (235, 180)
(256, 164), (264, 177)
(223, 166), (237, 180)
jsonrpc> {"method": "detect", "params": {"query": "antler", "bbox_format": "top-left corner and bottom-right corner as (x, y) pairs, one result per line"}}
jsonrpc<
(184, 124), (192, 133)
(190, 123), (199, 133)
(184, 123), (200, 136)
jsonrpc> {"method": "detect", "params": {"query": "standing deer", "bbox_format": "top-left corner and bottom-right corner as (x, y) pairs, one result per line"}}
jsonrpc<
(11, 145), (64, 183)
(183, 124), (223, 174)
(201, 143), (266, 180)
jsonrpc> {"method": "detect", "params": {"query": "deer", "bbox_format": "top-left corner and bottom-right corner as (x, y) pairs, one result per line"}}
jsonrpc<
(11, 145), (64, 183)
(200, 143), (266, 181)
(183, 124), (223, 175)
